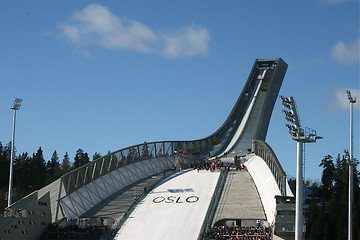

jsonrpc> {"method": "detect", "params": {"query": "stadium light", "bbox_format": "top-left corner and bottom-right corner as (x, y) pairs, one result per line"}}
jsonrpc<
(346, 90), (356, 240)
(280, 95), (322, 240)
(7, 98), (22, 207)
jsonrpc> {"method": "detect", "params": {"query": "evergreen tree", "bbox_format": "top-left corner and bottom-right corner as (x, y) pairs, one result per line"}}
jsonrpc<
(335, 153), (351, 238)
(73, 148), (90, 169)
(306, 152), (360, 240)
(14, 152), (32, 192)
(0, 142), (11, 189)
(309, 202), (327, 239)
(61, 152), (71, 174)
(30, 147), (47, 190)
(127, 147), (140, 162)
(92, 152), (101, 160)
(0, 142), (11, 212)
(141, 142), (152, 159)
(319, 155), (335, 200)
(46, 150), (61, 183)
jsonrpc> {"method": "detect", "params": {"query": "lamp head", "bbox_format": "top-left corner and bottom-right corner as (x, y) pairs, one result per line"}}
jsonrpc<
(11, 98), (22, 110)
(346, 90), (356, 103)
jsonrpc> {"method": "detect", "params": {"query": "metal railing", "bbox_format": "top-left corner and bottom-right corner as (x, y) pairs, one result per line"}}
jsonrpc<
(60, 140), (212, 196)
(252, 140), (287, 196)
(52, 141), (210, 221)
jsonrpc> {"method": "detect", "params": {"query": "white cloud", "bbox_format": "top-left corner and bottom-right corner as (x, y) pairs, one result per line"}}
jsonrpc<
(328, 88), (360, 111)
(60, 4), (158, 52)
(60, 4), (210, 58)
(160, 26), (210, 58)
(330, 38), (360, 65)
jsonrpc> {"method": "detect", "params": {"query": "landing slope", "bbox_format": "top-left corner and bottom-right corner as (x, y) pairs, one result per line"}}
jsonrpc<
(115, 169), (220, 240)
(213, 170), (266, 224)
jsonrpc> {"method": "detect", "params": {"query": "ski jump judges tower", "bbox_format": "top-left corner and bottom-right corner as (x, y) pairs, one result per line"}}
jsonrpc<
(1, 58), (295, 240)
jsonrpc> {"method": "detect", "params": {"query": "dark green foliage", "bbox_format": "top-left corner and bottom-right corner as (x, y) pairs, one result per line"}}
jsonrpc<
(30, 147), (47, 190)
(46, 150), (62, 184)
(14, 152), (32, 191)
(319, 154), (335, 200)
(0, 143), (11, 212)
(127, 146), (140, 162)
(73, 148), (90, 169)
(92, 152), (101, 160)
(61, 152), (72, 174)
(306, 153), (360, 240)
(0, 143), (11, 189)
(0, 143), (94, 214)
(141, 142), (154, 159)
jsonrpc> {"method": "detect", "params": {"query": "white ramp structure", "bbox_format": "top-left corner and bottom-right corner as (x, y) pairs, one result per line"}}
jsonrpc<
(115, 170), (220, 240)
(0, 58), (296, 240)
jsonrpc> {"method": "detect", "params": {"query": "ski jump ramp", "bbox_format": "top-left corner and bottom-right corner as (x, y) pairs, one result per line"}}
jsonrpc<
(1, 58), (296, 240)
(115, 170), (220, 240)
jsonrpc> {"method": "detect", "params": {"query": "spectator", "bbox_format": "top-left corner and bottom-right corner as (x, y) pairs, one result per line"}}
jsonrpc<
(204, 225), (272, 240)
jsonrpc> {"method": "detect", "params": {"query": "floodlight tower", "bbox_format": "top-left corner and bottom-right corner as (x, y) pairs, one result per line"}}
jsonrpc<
(280, 96), (322, 240)
(346, 90), (356, 240)
(7, 98), (22, 207)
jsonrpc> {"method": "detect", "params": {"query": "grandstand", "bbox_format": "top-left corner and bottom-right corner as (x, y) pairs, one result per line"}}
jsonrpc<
(0, 58), (295, 240)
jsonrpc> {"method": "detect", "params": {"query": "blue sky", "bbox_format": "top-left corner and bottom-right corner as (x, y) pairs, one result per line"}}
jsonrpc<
(0, 0), (359, 181)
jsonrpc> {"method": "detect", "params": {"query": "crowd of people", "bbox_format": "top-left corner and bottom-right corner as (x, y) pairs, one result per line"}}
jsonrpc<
(204, 225), (272, 240)
(39, 218), (112, 240)
(194, 160), (247, 172)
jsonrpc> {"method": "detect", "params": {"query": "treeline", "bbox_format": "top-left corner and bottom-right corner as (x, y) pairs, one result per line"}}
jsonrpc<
(305, 153), (360, 239)
(0, 141), (103, 214)
(1, 142), (359, 239)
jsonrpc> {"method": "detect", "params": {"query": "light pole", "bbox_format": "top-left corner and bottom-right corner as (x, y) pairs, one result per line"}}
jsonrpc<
(346, 90), (356, 240)
(280, 96), (322, 240)
(7, 98), (22, 207)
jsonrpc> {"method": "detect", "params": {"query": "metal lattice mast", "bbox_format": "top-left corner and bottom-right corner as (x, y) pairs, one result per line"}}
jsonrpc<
(280, 96), (322, 240)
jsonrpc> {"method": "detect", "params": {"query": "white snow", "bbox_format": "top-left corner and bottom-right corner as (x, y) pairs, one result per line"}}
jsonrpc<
(115, 169), (220, 240)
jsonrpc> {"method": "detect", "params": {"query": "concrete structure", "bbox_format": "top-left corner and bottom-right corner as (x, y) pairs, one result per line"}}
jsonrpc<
(0, 58), (295, 240)
(0, 191), (51, 240)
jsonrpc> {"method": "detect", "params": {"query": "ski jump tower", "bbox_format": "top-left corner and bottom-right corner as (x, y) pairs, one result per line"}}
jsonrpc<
(1, 58), (294, 240)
